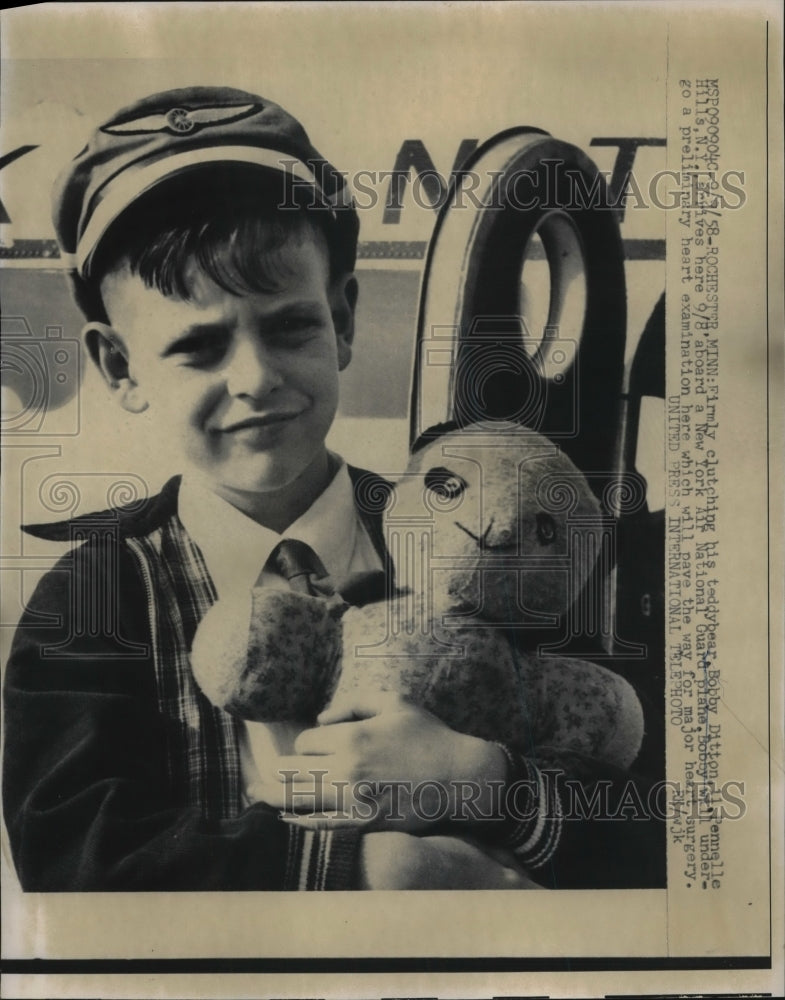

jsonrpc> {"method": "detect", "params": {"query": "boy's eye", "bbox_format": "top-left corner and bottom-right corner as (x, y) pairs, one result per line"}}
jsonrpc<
(274, 315), (322, 342)
(167, 333), (226, 366)
(425, 467), (467, 501)
(282, 315), (317, 329)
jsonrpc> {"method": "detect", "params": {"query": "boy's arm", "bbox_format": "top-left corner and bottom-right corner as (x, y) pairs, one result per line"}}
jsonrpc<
(267, 696), (666, 889)
(2, 549), (360, 892)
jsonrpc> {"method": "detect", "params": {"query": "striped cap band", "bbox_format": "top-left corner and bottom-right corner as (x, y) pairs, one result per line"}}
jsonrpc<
(76, 146), (348, 277)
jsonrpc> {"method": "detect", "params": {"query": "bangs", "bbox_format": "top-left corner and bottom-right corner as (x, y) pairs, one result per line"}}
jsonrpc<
(130, 211), (318, 300)
(89, 165), (339, 308)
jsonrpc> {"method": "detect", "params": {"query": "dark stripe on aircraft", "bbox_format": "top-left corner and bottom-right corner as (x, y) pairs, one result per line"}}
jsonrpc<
(0, 238), (666, 262)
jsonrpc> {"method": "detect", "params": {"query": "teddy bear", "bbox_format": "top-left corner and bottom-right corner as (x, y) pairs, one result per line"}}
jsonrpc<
(190, 420), (645, 771)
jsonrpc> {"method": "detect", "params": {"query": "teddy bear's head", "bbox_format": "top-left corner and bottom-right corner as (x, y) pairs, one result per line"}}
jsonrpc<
(382, 420), (603, 623)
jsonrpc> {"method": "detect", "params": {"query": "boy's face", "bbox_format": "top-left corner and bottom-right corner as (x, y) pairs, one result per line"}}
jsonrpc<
(96, 226), (355, 509)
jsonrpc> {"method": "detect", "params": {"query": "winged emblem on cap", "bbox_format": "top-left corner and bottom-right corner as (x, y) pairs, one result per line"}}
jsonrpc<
(103, 103), (259, 136)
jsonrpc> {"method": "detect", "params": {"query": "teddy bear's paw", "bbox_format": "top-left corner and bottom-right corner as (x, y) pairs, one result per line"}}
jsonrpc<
(191, 592), (255, 712)
(190, 589), (343, 722)
(522, 655), (645, 770)
(597, 668), (646, 770)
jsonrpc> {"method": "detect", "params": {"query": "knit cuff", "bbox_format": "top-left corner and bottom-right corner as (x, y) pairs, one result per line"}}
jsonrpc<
(491, 743), (564, 870)
(283, 825), (363, 890)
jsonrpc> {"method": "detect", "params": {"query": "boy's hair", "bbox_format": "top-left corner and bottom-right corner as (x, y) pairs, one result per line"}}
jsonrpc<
(84, 165), (353, 323)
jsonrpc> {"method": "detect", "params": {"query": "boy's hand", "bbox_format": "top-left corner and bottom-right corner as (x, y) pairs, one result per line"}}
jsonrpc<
(251, 692), (508, 831)
(358, 832), (543, 890)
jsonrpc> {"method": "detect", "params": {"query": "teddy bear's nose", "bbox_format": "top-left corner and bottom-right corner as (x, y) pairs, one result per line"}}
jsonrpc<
(483, 521), (515, 549)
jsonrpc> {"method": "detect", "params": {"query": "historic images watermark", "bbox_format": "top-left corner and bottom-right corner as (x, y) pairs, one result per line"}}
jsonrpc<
(277, 769), (747, 825)
(277, 159), (747, 214)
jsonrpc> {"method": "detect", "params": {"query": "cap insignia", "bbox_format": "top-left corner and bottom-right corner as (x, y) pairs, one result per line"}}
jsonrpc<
(102, 103), (259, 136)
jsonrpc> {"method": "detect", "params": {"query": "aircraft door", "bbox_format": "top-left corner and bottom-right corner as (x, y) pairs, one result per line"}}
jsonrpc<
(410, 127), (627, 487)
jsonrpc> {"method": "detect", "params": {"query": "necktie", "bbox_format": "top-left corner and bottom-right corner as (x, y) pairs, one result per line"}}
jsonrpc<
(267, 538), (336, 598)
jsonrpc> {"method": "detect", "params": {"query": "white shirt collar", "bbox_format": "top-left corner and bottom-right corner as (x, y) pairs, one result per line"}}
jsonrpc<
(178, 456), (361, 599)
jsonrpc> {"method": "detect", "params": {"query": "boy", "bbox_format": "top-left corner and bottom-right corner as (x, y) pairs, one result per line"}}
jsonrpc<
(2, 87), (556, 891)
(3, 87), (663, 892)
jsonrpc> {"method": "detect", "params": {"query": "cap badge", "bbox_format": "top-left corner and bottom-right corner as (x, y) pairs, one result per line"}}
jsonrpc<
(102, 103), (259, 136)
(166, 108), (195, 133)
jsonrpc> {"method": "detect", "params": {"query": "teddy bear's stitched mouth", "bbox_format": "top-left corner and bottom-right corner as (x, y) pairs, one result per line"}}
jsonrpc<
(454, 518), (513, 551)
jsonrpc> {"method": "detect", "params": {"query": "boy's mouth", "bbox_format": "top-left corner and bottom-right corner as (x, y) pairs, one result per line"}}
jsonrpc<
(218, 412), (303, 433)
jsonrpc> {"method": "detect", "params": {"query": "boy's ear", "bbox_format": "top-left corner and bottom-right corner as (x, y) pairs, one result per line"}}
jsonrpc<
(82, 322), (149, 414)
(331, 273), (358, 371)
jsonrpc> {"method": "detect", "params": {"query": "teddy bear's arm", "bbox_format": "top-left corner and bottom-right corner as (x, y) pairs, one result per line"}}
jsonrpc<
(191, 588), (344, 723)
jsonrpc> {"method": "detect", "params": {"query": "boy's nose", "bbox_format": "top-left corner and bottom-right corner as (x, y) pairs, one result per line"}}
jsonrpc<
(225, 334), (284, 400)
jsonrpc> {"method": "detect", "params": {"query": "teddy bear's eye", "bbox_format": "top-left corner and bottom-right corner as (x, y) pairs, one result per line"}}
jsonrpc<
(425, 467), (467, 501)
(536, 512), (557, 545)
